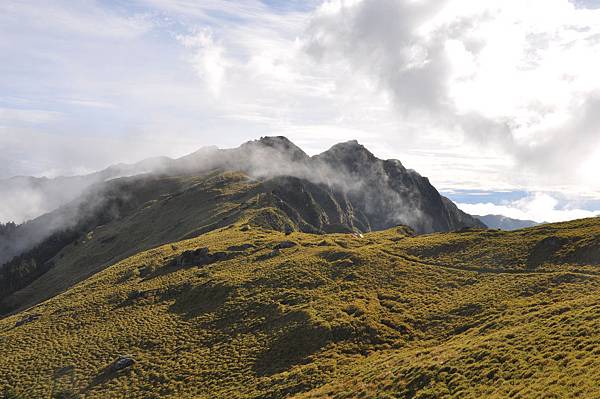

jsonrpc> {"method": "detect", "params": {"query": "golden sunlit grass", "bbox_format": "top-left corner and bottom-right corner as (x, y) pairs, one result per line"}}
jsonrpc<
(1, 218), (599, 398)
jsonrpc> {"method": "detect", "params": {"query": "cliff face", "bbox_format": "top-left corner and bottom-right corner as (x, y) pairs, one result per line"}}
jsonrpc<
(187, 136), (484, 234)
(311, 139), (485, 233)
(0, 137), (485, 314)
(1, 136), (483, 267)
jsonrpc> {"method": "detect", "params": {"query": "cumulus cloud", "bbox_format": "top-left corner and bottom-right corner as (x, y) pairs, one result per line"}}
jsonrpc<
(457, 192), (599, 223)
(305, 0), (453, 115)
(178, 29), (229, 95)
(303, 0), (600, 189)
(1, 0), (599, 201)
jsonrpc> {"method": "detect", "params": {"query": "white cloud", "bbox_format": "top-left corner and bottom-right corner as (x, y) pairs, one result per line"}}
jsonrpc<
(0, 107), (64, 125)
(304, 0), (600, 191)
(178, 29), (229, 95)
(64, 99), (115, 109)
(0, 0), (599, 206)
(0, 1), (151, 39)
(457, 192), (598, 223)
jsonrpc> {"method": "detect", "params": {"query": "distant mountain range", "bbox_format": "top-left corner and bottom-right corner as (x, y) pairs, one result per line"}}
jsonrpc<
(475, 214), (540, 230)
(0, 156), (173, 225)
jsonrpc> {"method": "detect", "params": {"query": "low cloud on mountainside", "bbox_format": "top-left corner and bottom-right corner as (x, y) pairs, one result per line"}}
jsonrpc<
(304, 0), (600, 189)
(0, 0), (599, 219)
(454, 192), (600, 223)
(0, 137), (483, 265)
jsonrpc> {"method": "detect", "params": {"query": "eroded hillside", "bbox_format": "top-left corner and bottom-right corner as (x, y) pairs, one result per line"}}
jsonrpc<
(1, 218), (599, 398)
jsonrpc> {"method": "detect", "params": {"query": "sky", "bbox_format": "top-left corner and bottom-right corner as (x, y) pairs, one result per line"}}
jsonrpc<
(1, 0), (600, 223)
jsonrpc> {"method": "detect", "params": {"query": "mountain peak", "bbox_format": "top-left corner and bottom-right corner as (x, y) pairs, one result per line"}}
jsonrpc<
(242, 136), (308, 162)
(475, 214), (539, 231)
(316, 140), (376, 169)
(257, 135), (294, 146)
(327, 139), (372, 154)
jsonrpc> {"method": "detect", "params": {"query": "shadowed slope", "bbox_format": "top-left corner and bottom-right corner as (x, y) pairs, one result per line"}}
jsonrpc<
(0, 218), (599, 398)
(0, 169), (402, 315)
(1, 137), (484, 316)
(1, 137), (483, 266)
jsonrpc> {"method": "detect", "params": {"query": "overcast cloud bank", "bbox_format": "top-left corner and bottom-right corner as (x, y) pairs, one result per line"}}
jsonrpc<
(1, 0), (599, 223)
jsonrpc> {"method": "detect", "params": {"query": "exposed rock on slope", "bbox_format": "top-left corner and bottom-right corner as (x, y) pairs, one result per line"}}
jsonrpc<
(312, 140), (484, 233)
(0, 137), (483, 315)
(168, 136), (484, 233)
(1, 218), (599, 398)
(1, 137), (481, 264)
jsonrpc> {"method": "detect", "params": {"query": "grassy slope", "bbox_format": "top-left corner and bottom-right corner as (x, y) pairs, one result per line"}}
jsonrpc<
(1, 169), (371, 316)
(0, 171), (261, 315)
(0, 219), (599, 398)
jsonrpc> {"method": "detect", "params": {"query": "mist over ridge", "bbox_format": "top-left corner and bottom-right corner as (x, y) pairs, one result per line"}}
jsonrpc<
(0, 136), (483, 268)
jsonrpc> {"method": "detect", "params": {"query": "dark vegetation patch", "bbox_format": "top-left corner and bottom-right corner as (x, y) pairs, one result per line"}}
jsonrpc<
(450, 303), (483, 317)
(527, 236), (570, 269)
(2, 217), (600, 398)
(253, 310), (333, 376)
(561, 238), (600, 265)
(318, 250), (355, 263)
(520, 272), (593, 297)
(227, 243), (256, 252)
(0, 190), (142, 312)
(0, 230), (75, 308)
(168, 280), (235, 318)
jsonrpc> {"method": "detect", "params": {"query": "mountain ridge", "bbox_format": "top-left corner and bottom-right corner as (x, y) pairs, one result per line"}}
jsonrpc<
(0, 137), (483, 317)
(475, 214), (540, 230)
(1, 138), (599, 398)
(0, 137), (483, 264)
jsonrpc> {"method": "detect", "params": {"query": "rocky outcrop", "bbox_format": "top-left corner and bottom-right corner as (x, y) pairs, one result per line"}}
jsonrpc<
(0, 137), (485, 316)
(14, 313), (41, 327)
(172, 247), (234, 268)
(110, 356), (135, 372)
(252, 138), (485, 234)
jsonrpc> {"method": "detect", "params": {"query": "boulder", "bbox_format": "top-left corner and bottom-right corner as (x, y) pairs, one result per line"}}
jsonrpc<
(257, 249), (281, 260)
(110, 356), (135, 372)
(176, 247), (210, 267)
(138, 264), (155, 278)
(211, 251), (229, 261)
(274, 241), (297, 250)
(269, 249), (281, 257)
(227, 243), (256, 252)
(173, 247), (237, 268)
(15, 313), (41, 327)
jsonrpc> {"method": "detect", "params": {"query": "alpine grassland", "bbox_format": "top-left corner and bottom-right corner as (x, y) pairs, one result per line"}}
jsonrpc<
(1, 217), (599, 398)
